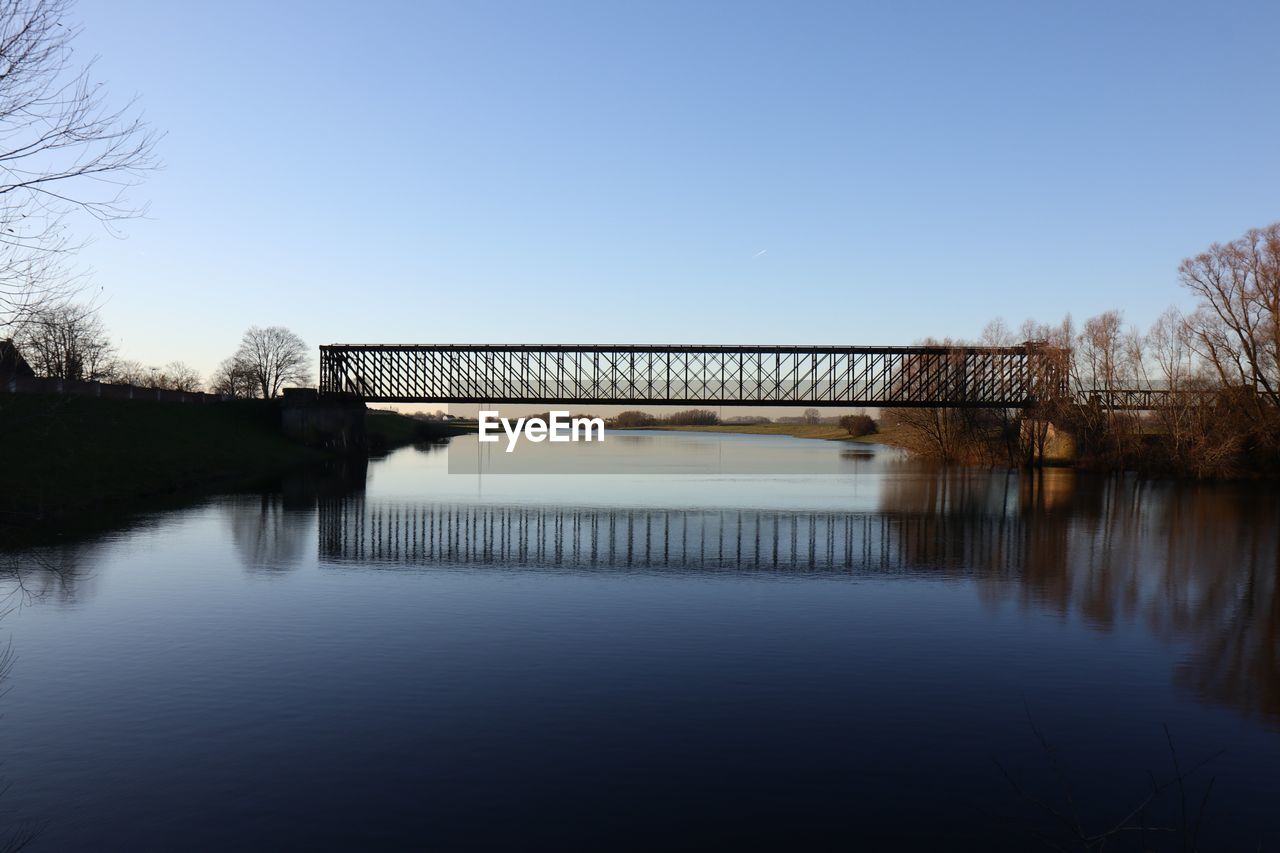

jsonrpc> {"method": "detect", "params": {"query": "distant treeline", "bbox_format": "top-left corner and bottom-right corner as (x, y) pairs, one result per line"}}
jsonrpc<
(609, 409), (879, 438)
(611, 409), (722, 427)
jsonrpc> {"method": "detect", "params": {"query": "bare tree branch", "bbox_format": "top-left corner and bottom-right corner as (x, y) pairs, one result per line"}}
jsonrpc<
(0, 0), (158, 332)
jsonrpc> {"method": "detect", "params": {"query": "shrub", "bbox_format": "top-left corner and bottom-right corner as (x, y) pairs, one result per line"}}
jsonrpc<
(612, 410), (657, 428)
(840, 414), (878, 437)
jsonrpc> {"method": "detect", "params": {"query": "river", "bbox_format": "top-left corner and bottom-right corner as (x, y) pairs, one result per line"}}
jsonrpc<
(2, 431), (1278, 850)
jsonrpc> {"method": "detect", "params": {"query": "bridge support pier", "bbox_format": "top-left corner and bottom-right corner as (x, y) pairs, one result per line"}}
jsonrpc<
(1020, 415), (1074, 467)
(1021, 417), (1047, 467)
(281, 388), (367, 453)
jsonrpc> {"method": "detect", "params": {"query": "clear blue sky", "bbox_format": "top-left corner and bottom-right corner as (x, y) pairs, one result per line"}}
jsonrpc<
(71, 0), (1279, 379)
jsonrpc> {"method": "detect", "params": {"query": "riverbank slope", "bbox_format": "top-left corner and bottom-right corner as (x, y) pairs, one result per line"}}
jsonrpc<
(1, 395), (428, 524)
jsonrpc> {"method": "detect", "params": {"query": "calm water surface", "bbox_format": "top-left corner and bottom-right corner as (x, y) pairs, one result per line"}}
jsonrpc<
(2, 432), (1278, 850)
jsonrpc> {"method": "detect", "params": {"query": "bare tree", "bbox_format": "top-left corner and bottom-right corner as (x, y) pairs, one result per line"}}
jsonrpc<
(1139, 308), (1206, 472)
(14, 300), (113, 380)
(152, 361), (201, 392)
(1144, 307), (1192, 391)
(208, 355), (256, 398)
(1076, 310), (1127, 392)
(884, 340), (977, 462)
(1149, 309), (1243, 475)
(107, 358), (202, 391)
(0, 0), (158, 332)
(981, 317), (1015, 347)
(233, 326), (310, 399)
(107, 358), (147, 386)
(1179, 222), (1280, 417)
(1068, 311), (1146, 465)
(884, 404), (972, 462)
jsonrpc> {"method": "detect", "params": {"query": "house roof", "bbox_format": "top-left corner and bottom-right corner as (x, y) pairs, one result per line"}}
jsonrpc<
(0, 339), (35, 379)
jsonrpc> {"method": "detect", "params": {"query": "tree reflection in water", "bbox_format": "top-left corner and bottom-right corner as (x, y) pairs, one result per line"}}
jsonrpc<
(221, 495), (310, 576)
(0, 543), (96, 607)
(220, 456), (369, 576)
(0, 550), (69, 850)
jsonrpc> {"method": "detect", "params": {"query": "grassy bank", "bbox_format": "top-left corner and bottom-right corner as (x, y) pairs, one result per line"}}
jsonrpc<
(0, 394), (334, 522)
(365, 411), (477, 453)
(631, 422), (909, 446)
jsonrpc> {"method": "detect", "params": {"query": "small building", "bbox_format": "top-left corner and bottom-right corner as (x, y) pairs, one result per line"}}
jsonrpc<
(0, 339), (35, 380)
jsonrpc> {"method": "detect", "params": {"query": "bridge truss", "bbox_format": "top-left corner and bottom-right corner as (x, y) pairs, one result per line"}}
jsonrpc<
(319, 343), (1068, 408)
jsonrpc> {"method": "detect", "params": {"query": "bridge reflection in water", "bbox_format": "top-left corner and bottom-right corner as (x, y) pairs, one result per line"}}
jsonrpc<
(314, 473), (1280, 727)
(320, 499), (1043, 575)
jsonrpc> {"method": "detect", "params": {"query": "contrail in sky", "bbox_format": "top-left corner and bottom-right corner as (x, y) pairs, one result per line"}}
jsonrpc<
(752, 249), (767, 259)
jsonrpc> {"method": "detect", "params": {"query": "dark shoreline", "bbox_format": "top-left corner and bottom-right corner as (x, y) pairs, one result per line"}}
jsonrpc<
(0, 395), (439, 545)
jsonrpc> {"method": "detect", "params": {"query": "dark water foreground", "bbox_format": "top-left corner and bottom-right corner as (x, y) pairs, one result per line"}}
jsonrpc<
(1, 432), (1278, 851)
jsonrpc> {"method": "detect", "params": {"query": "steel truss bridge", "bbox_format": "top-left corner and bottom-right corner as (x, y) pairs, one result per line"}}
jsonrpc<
(1076, 388), (1217, 410)
(319, 343), (1069, 408)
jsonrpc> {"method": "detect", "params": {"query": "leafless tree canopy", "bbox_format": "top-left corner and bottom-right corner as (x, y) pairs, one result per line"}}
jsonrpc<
(233, 326), (311, 399)
(110, 358), (203, 392)
(14, 299), (111, 379)
(0, 0), (157, 331)
(208, 354), (257, 399)
(1178, 223), (1280, 413)
(151, 361), (201, 392)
